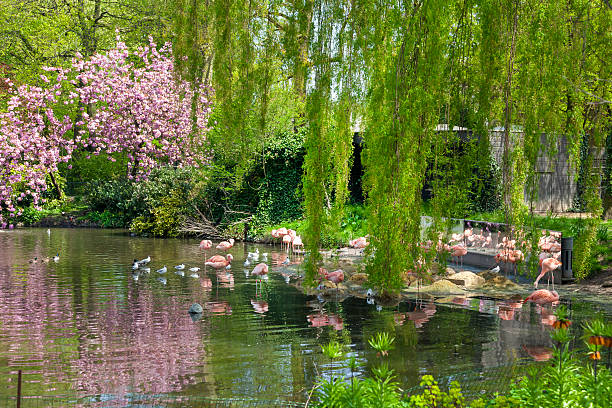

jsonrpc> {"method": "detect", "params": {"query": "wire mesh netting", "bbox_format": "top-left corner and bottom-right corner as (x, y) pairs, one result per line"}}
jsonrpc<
(403, 359), (533, 400)
(1, 361), (535, 407)
(0, 395), (306, 408)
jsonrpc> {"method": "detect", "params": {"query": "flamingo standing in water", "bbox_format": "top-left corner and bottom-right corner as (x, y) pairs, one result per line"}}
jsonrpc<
(200, 239), (212, 263)
(205, 254), (233, 269)
(216, 238), (235, 251)
(292, 235), (304, 254)
(534, 258), (562, 289)
(524, 289), (559, 305)
(251, 263), (269, 291)
(282, 234), (292, 252)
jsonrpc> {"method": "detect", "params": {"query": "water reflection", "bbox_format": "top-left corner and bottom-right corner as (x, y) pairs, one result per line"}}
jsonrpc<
(0, 229), (609, 403)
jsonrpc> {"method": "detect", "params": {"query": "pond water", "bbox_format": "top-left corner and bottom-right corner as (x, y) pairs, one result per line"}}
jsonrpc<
(0, 228), (609, 404)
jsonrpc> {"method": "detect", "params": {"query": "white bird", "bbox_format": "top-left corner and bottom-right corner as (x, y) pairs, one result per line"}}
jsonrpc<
(47, 229), (51, 236)
(189, 273), (199, 278)
(157, 277), (167, 284)
(132, 259), (139, 270)
(53, 253), (59, 262)
(261, 253), (268, 261)
(189, 267), (200, 272)
(141, 267), (150, 273)
(175, 264), (185, 270)
(248, 249), (260, 261)
(244, 258), (251, 267)
(491, 265), (500, 273)
(366, 289), (375, 298)
(175, 270), (185, 277)
(156, 266), (167, 274)
(138, 256), (151, 265)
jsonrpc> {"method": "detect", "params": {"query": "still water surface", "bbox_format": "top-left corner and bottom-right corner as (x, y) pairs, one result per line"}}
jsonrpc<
(0, 229), (609, 402)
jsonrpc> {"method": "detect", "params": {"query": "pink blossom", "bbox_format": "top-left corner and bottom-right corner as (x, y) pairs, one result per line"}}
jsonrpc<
(0, 39), (213, 223)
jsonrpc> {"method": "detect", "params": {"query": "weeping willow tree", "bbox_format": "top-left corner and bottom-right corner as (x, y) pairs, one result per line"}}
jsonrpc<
(357, 0), (452, 294)
(171, 0), (610, 289)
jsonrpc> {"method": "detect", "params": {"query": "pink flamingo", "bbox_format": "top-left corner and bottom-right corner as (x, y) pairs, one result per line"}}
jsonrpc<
(199, 239), (212, 250)
(451, 244), (467, 267)
(323, 269), (344, 285)
(292, 235), (304, 254)
(349, 236), (368, 249)
(251, 263), (269, 289)
(199, 239), (212, 262)
(205, 254), (233, 269)
(524, 289), (559, 305)
(282, 234), (292, 251)
(534, 258), (562, 289)
(216, 238), (235, 251)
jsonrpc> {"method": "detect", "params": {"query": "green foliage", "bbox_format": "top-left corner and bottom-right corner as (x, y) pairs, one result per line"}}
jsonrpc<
(130, 190), (185, 237)
(404, 375), (465, 408)
(82, 167), (196, 234)
(368, 332), (394, 356)
(86, 210), (126, 228)
(321, 341), (345, 361)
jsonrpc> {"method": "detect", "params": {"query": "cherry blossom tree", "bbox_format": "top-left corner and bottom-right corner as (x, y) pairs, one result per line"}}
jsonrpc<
(0, 37), (212, 224)
(0, 69), (75, 219)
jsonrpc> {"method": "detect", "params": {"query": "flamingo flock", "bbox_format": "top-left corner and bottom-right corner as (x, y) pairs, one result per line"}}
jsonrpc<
(271, 227), (305, 254)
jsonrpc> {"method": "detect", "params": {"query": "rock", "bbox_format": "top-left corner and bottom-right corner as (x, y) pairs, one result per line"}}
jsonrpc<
(349, 273), (368, 284)
(337, 283), (348, 291)
(447, 271), (486, 289)
(447, 278), (465, 286)
(420, 279), (466, 295)
(446, 267), (457, 275)
(478, 272), (521, 290)
(322, 280), (337, 289)
(188, 303), (203, 314)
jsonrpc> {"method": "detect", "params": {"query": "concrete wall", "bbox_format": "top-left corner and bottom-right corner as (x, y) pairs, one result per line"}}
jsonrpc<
(490, 130), (577, 213)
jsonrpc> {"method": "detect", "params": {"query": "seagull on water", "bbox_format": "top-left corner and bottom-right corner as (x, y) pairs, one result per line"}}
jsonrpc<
(189, 267), (200, 272)
(132, 259), (139, 270)
(156, 266), (167, 274)
(175, 264), (185, 270)
(138, 256), (151, 265)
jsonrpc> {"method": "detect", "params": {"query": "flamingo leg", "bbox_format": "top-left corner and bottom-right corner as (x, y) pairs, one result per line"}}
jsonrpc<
(534, 268), (547, 288)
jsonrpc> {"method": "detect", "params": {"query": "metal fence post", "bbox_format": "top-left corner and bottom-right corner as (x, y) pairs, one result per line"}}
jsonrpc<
(561, 237), (573, 282)
(16, 370), (21, 408)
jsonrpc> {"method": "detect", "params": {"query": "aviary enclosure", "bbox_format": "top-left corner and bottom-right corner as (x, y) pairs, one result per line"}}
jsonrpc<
(0, 0), (610, 407)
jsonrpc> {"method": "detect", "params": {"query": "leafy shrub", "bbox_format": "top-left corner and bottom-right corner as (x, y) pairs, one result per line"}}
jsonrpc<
(130, 190), (185, 237)
(86, 210), (127, 228)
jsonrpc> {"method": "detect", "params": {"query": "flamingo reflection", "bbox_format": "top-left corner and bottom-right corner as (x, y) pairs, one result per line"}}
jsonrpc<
(205, 301), (232, 316)
(522, 345), (553, 361)
(251, 299), (269, 314)
(307, 313), (343, 330)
